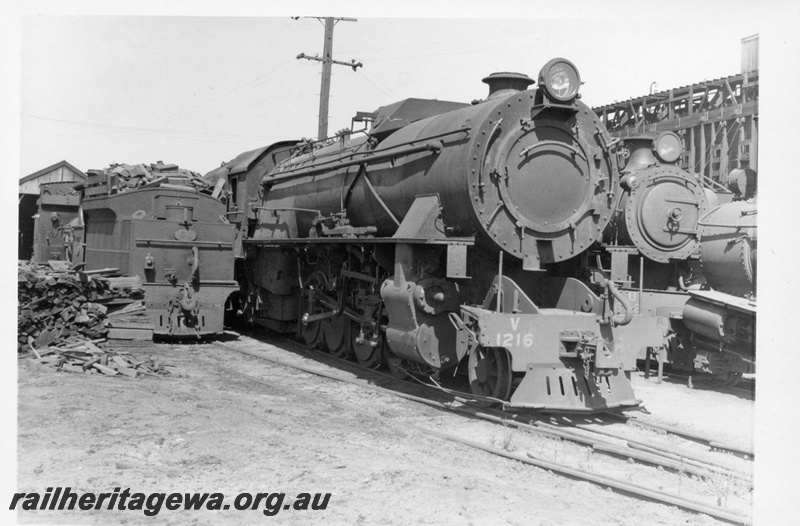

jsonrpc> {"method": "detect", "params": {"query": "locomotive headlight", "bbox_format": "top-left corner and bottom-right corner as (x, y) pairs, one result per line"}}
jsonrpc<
(538, 58), (581, 102)
(654, 131), (683, 164)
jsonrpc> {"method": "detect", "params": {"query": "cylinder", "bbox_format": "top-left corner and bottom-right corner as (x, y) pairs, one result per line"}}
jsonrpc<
(682, 297), (726, 342)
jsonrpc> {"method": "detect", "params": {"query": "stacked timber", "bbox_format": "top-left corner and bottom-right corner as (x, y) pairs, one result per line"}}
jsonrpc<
(105, 298), (156, 345)
(17, 261), (152, 355)
(82, 161), (220, 199)
(25, 340), (169, 378)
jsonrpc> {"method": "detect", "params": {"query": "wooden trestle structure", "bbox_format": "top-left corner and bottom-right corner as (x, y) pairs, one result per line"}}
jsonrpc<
(594, 72), (759, 185)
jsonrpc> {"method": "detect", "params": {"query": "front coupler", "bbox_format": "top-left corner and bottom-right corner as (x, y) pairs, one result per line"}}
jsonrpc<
(455, 275), (666, 411)
(459, 305), (638, 411)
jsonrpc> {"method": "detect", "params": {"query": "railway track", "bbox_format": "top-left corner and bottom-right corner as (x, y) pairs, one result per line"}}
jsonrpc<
(222, 328), (754, 459)
(651, 370), (756, 401)
(211, 331), (753, 524)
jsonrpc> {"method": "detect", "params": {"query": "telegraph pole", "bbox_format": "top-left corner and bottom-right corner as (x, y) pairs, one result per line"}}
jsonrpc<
(296, 17), (363, 140)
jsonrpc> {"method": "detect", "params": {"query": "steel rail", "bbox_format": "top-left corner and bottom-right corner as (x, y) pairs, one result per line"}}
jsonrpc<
(571, 423), (750, 477)
(211, 338), (751, 525)
(213, 334), (752, 476)
(531, 421), (749, 481)
(217, 332), (753, 471)
(602, 411), (754, 459)
(420, 428), (752, 526)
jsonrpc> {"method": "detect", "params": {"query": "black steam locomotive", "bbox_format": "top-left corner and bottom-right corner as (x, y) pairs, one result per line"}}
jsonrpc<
(593, 132), (756, 385)
(219, 58), (673, 412)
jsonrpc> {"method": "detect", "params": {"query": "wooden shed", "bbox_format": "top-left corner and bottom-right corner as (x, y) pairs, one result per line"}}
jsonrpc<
(19, 161), (86, 260)
(19, 160), (86, 196)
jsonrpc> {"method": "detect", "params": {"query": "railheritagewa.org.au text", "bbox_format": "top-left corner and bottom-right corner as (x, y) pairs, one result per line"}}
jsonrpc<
(10, 487), (332, 517)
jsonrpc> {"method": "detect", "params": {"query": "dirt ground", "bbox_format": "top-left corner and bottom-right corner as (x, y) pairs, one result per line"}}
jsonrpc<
(15, 333), (755, 525)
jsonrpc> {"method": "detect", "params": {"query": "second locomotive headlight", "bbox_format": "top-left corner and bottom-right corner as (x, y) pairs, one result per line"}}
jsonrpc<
(653, 131), (683, 164)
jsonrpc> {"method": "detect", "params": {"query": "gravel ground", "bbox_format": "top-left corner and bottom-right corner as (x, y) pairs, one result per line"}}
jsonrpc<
(13, 335), (757, 525)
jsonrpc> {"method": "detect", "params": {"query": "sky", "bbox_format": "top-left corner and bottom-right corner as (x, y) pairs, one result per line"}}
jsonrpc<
(3, 1), (800, 524)
(11, 8), (776, 177)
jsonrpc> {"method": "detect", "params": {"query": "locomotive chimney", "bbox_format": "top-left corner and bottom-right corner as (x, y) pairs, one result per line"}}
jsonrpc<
(482, 72), (535, 100)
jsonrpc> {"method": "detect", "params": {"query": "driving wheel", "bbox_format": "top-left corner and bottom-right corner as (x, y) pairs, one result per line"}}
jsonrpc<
(324, 314), (350, 358)
(468, 346), (512, 404)
(352, 321), (384, 369)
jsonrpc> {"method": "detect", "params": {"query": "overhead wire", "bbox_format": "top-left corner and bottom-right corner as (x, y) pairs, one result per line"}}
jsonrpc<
(22, 114), (266, 144)
(23, 62), (309, 143)
(359, 69), (402, 100)
(354, 70), (401, 101)
(179, 78), (311, 127)
(133, 59), (299, 129)
(340, 29), (541, 56)
(24, 73), (314, 146)
(26, 27), (544, 158)
(360, 42), (542, 63)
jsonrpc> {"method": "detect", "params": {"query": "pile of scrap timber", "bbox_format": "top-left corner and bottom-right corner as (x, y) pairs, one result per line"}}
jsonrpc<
(18, 261), (154, 355)
(82, 161), (224, 199)
(105, 295), (157, 345)
(26, 340), (169, 378)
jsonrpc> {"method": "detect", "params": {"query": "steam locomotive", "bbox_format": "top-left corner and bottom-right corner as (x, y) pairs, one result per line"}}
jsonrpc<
(224, 58), (672, 412)
(686, 192), (755, 384)
(26, 55), (754, 404)
(594, 132), (756, 385)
